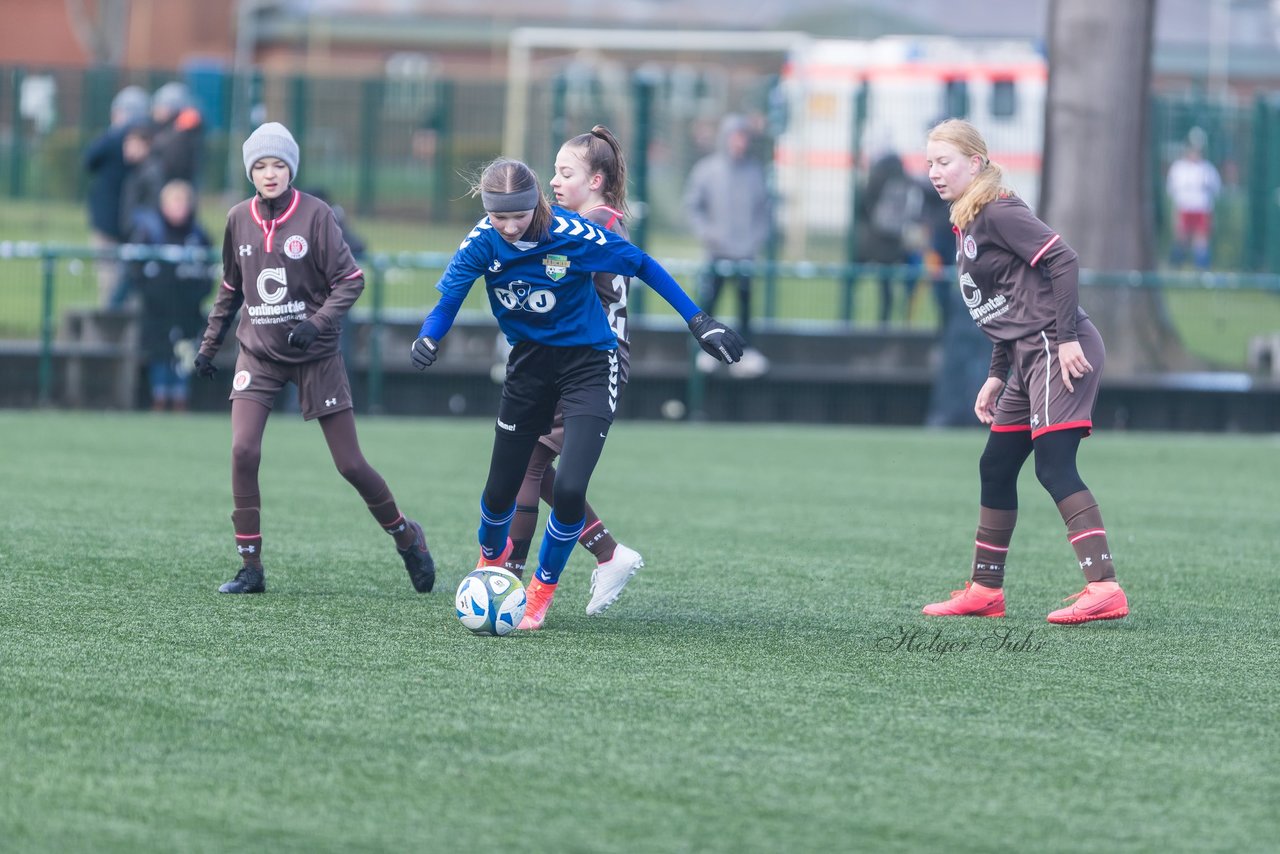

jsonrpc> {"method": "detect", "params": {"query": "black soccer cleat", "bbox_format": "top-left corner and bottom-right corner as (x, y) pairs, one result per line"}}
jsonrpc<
(398, 519), (436, 593)
(219, 565), (265, 594)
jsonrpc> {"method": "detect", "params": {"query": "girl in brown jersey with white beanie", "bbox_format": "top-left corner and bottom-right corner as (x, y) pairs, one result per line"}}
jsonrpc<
(194, 122), (434, 595)
(920, 119), (1129, 625)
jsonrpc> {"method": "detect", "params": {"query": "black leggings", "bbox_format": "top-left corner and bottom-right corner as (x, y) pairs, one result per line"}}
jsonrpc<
(979, 428), (1089, 509)
(482, 414), (610, 525)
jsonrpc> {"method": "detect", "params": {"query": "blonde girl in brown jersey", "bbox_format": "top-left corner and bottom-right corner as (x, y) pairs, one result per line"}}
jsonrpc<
(919, 118), (1128, 625)
(502, 125), (645, 618)
(194, 122), (435, 596)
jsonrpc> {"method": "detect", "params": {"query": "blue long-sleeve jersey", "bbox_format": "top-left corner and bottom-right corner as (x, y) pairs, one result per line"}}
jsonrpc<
(419, 205), (699, 347)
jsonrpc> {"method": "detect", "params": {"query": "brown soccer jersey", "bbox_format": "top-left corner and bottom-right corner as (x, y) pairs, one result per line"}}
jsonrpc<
(581, 204), (632, 385)
(954, 195), (1090, 379)
(200, 189), (363, 365)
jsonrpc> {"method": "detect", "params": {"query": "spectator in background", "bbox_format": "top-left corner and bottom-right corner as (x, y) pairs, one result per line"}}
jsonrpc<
(126, 179), (211, 412)
(84, 85), (150, 307)
(917, 169), (954, 326)
(112, 123), (166, 308)
(920, 166), (990, 428)
(150, 81), (205, 186)
(308, 188), (367, 260)
(1166, 128), (1221, 270)
(683, 113), (772, 378)
(857, 149), (924, 325)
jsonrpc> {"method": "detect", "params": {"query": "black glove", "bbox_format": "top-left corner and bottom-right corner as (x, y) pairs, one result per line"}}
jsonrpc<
(687, 312), (745, 364)
(410, 336), (439, 370)
(193, 352), (218, 378)
(287, 319), (319, 351)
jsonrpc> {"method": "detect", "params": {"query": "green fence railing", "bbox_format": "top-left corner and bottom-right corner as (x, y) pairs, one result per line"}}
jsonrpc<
(4, 241), (1280, 410)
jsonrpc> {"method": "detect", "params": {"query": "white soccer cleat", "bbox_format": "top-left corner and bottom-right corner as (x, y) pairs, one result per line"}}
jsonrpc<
(585, 543), (644, 615)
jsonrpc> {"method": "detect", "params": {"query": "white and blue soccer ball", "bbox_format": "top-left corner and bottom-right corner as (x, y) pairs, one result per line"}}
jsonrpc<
(455, 567), (526, 636)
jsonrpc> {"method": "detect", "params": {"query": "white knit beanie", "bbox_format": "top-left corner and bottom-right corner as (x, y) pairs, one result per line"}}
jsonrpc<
(242, 122), (299, 182)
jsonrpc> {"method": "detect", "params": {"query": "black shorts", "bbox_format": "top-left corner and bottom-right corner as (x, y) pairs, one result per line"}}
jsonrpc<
(537, 374), (629, 454)
(496, 342), (617, 438)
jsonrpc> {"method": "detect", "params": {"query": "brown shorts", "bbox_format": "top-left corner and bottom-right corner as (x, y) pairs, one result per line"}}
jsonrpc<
(992, 318), (1104, 439)
(229, 348), (353, 420)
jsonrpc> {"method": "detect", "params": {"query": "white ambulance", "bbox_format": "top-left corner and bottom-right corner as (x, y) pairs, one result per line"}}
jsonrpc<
(772, 36), (1048, 246)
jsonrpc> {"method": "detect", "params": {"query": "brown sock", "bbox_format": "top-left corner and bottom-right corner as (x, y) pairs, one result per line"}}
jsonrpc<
(971, 507), (1017, 588)
(231, 505), (262, 568)
(510, 443), (558, 574)
(366, 486), (414, 550)
(579, 515), (617, 563)
(507, 504), (539, 574)
(1057, 490), (1116, 583)
(378, 512), (417, 550)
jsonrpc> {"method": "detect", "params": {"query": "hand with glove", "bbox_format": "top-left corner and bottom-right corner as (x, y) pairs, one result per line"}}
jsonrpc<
(287, 319), (320, 351)
(410, 336), (439, 370)
(687, 312), (745, 364)
(193, 352), (218, 378)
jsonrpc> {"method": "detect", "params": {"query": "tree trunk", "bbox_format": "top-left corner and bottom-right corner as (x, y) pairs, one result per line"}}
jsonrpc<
(1041, 0), (1196, 373)
(65, 0), (132, 66)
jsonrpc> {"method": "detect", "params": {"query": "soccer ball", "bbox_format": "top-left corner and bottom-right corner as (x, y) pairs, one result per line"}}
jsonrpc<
(455, 567), (526, 636)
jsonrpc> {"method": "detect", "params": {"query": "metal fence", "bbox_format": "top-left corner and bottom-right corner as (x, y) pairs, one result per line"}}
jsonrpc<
(2, 61), (1280, 420)
(4, 62), (1279, 269)
(3, 242), (1279, 416)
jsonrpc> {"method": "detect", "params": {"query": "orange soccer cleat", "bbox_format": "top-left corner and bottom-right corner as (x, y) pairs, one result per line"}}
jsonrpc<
(476, 537), (514, 570)
(921, 581), (1006, 617)
(517, 577), (558, 631)
(1046, 581), (1129, 624)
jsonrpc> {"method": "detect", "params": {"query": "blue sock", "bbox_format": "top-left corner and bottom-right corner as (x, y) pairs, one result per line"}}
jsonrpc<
(478, 498), (516, 559)
(533, 511), (586, 585)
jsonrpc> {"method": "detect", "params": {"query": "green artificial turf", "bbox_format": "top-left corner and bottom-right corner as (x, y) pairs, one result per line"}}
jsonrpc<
(1, 412), (1276, 852)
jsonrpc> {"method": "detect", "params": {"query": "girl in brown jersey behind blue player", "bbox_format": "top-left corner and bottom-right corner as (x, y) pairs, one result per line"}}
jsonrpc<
(919, 119), (1129, 624)
(500, 125), (645, 616)
(193, 122), (435, 595)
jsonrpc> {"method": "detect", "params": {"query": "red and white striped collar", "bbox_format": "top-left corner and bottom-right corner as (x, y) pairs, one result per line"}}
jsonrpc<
(250, 189), (301, 252)
(251, 188), (301, 229)
(582, 204), (625, 230)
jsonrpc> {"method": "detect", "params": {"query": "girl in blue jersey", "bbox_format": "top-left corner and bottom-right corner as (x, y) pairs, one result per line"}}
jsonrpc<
(504, 126), (643, 617)
(411, 157), (744, 630)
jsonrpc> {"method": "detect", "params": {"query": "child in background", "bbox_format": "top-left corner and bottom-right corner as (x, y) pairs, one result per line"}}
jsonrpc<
(127, 179), (210, 411)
